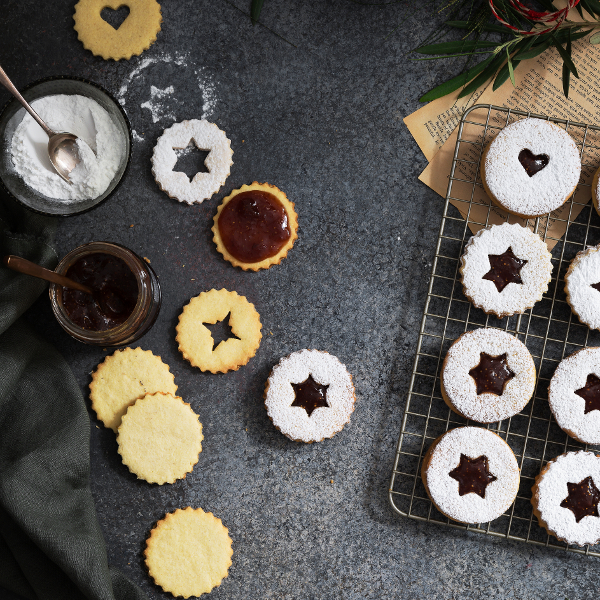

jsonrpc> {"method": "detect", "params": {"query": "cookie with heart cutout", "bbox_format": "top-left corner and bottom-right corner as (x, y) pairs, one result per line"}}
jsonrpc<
(481, 118), (581, 218)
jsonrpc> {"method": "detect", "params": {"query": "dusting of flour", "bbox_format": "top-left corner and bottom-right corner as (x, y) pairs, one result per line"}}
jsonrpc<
(10, 94), (123, 202)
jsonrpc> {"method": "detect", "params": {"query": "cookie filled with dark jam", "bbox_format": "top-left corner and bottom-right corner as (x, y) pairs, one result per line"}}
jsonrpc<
(62, 253), (138, 331)
(217, 190), (291, 263)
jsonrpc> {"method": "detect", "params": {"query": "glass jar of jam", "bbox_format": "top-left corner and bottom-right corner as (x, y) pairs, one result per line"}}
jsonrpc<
(49, 241), (161, 346)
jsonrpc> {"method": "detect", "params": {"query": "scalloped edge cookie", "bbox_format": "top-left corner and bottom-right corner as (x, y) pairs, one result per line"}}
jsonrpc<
(212, 182), (299, 271)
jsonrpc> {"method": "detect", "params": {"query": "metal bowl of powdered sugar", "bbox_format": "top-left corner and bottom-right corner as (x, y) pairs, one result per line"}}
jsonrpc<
(0, 76), (131, 216)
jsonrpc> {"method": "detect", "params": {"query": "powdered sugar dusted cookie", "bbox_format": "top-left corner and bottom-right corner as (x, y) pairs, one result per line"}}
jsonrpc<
(481, 118), (580, 218)
(117, 392), (203, 484)
(145, 507), (233, 597)
(151, 120), (233, 204)
(532, 451), (600, 546)
(264, 349), (356, 443)
(421, 427), (519, 524)
(460, 222), (553, 318)
(441, 328), (536, 423)
(548, 347), (600, 444)
(565, 245), (600, 330)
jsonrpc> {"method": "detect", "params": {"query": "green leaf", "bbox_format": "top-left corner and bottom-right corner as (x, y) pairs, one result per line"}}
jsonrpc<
(494, 57), (520, 90)
(507, 48), (515, 86)
(590, 32), (600, 45)
(580, 0), (600, 18)
(418, 54), (496, 102)
(445, 20), (509, 34)
(513, 40), (553, 61)
(553, 34), (579, 78)
(251, 0), (265, 25)
(563, 28), (572, 98)
(457, 54), (505, 98)
(414, 40), (499, 55)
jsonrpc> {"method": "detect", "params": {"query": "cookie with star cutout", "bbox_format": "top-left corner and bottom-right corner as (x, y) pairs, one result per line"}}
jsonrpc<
(532, 451), (600, 546)
(421, 426), (520, 524)
(565, 244), (600, 331)
(264, 349), (356, 443)
(460, 222), (553, 318)
(548, 347), (600, 445)
(441, 328), (536, 423)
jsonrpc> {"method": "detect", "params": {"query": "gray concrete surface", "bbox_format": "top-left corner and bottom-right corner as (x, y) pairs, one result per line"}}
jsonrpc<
(1, 1), (595, 598)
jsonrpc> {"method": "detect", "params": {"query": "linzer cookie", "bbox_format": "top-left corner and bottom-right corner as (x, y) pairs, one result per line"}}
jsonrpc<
(481, 118), (581, 218)
(117, 392), (203, 484)
(548, 347), (600, 444)
(90, 347), (177, 432)
(73, 0), (162, 61)
(593, 166), (600, 217)
(532, 451), (600, 546)
(441, 328), (536, 423)
(421, 427), (519, 524)
(212, 182), (299, 271)
(264, 349), (356, 443)
(460, 222), (553, 318)
(176, 289), (261, 373)
(145, 507), (233, 597)
(151, 120), (233, 204)
(565, 245), (600, 330)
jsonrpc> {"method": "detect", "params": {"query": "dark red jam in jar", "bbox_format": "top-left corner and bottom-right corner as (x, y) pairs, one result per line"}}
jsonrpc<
(50, 242), (161, 346)
(63, 253), (138, 331)
(217, 190), (291, 263)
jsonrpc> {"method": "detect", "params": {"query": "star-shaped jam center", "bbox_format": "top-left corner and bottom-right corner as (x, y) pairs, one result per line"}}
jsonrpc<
(449, 454), (497, 498)
(482, 247), (528, 292)
(560, 476), (600, 523)
(592, 281), (600, 293)
(575, 373), (600, 414)
(291, 375), (329, 417)
(468, 352), (515, 396)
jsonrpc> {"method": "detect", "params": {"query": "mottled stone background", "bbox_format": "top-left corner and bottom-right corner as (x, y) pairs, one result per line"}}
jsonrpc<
(0, 1), (595, 598)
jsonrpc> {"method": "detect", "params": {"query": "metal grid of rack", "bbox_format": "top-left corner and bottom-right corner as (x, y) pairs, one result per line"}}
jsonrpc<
(389, 104), (600, 556)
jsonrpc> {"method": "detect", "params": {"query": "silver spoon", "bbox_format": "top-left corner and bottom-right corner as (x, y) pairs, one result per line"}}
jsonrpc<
(0, 65), (82, 184)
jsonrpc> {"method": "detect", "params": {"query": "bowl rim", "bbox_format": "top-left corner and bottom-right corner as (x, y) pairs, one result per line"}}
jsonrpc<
(0, 75), (133, 218)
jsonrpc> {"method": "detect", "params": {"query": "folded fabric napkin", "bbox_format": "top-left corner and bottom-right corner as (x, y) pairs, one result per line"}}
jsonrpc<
(0, 195), (147, 600)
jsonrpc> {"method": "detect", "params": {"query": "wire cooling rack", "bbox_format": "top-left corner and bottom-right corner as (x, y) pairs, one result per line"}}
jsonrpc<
(389, 104), (600, 556)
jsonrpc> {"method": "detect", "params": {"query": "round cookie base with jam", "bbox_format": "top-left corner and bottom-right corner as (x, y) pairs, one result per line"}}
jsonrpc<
(460, 222), (553, 318)
(421, 427), (520, 524)
(532, 451), (600, 546)
(480, 118), (580, 218)
(548, 347), (600, 445)
(264, 349), (356, 443)
(212, 182), (298, 271)
(565, 245), (600, 331)
(441, 328), (536, 423)
(74, 0), (162, 61)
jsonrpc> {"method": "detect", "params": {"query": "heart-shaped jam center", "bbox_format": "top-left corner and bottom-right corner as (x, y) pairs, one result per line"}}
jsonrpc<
(518, 148), (549, 177)
(101, 5), (130, 30)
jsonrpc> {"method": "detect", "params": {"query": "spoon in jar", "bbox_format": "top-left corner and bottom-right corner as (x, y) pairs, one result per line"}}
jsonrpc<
(3, 255), (122, 318)
(0, 66), (82, 184)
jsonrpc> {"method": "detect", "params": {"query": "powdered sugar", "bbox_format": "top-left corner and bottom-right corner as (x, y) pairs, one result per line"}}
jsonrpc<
(483, 118), (580, 217)
(141, 85), (175, 123)
(424, 426), (519, 524)
(264, 350), (355, 443)
(442, 328), (535, 423)
(10, 94), (124, 201)
(534, 451), (600, 546)
(151, 120), (232, 204)
(548, 347), (600, 444)
(565, 245), (600, 330)
(461, 222), (553, 317)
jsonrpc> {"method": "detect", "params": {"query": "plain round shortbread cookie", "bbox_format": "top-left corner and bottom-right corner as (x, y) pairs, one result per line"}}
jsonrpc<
(460, 222), (553, 317)
(145, 507), (233, 598)
(176, 289), (262, 373)
(117, 392), (203, 484)
(90, 347), (177, 432)
(151, 120), (233, 204)
(548, 347), (600, 444)
(565, 245), (600, 330)
(481, 118), (580, 218)
(264, 349), (356, 443)
(441, 328), (536, 423)
(73, 0), (162, 61)
(422, 426), (520, 524)
(212, 182), (299, 271)
(532, 451), (600, 546)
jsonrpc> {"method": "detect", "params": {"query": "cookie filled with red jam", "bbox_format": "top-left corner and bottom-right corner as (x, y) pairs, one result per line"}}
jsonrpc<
(532, 451), (600, 546)
(421, 427), (520, 524)
(212, 182), (298, 271)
